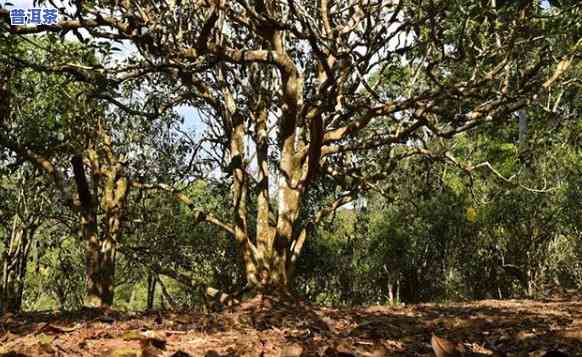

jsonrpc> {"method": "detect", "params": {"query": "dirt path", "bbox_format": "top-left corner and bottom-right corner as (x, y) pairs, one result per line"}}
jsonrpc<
(1, 294), (581, 356)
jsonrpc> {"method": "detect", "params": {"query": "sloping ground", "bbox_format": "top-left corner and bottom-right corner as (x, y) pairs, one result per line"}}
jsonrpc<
(0, 293), (581, 356)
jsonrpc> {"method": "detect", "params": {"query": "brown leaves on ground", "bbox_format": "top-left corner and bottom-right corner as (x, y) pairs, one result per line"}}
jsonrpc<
(0, 293), (581, 356)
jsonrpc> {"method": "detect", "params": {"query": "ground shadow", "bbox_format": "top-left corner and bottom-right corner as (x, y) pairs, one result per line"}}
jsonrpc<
(0, 294), (581, 356)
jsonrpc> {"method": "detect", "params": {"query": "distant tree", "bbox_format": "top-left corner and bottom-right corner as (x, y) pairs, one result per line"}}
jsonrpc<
(0, 166), (48, 312)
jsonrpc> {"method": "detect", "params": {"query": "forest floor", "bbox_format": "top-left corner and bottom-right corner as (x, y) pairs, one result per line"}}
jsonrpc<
(0, 291), (581, 356)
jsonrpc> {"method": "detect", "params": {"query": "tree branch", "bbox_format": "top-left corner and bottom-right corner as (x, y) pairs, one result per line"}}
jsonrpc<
(129, 181), (235, 235)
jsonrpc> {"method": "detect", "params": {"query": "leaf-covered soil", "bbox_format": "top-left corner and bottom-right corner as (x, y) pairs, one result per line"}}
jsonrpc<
(1, 292), (581, 356)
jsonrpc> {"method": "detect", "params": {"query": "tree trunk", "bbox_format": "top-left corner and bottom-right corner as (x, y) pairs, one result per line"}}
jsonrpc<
(83, 198), (116, 307)
(85, 233), (115, 307)
(1, 225), (24, 313)
(73, 139), (129, 308)
(1, 217), (35, 313)
(518, 110), (528, 151)
(147, 272), (156, 310)
(253, 89), (275, 282)
(396, 278), (400, 304)
(72, 155), (116, 307)
(387, 281), (394, 304)
(158, 277), (177, 310)
(527, 268), (535, 297)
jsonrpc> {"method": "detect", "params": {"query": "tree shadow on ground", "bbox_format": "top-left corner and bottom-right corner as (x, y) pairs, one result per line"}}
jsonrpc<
(0, 295), (581, 356)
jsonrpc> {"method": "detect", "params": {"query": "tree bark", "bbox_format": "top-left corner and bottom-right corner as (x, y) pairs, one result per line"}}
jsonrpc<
(271, 28), (304, 292)
(72, 155), (116, 307)
(147, 272), (156, 310)
(0, 177), (38, 313)
(253, 87), (275, 280)
(518, 110), (528, 150)
(1, 221), (34, 313)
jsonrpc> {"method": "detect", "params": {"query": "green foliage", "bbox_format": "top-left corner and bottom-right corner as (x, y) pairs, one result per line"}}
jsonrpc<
(292, 110), (581, 304)
(1, 0), (580, 311)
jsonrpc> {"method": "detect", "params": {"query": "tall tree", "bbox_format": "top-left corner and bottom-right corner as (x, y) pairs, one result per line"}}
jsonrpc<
(0, 39), (142, 306)
(1, 0), (579, 299)
(0, 167), (48, 312)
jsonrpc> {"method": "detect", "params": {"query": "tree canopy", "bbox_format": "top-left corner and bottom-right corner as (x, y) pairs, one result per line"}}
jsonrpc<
(0, 0), (580, 309)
